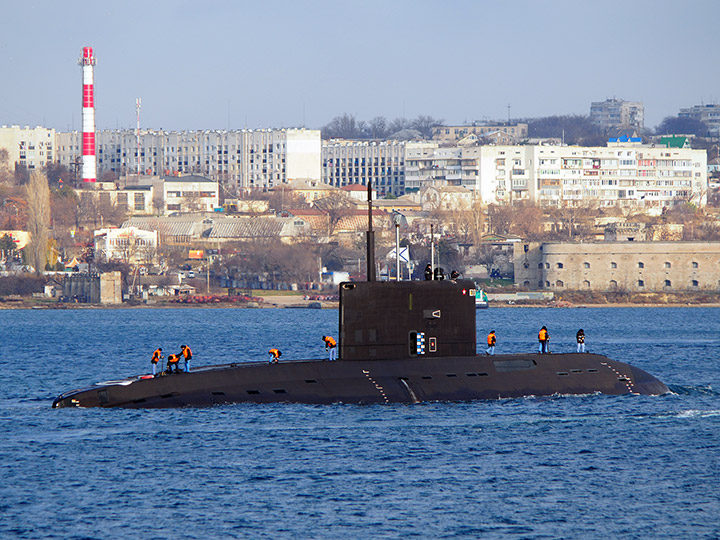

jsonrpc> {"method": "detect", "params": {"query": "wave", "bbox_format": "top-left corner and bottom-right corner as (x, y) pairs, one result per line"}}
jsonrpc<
(666, 384), (719, 396)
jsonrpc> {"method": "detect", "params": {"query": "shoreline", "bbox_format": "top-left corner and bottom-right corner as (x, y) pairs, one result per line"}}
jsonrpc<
(4, 298), (720, 310)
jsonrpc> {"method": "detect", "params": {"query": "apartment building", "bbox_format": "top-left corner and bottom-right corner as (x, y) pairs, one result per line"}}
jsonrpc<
(590, 98), (644, 131)
(162, 175), (219, 214)
(402, 142), (707, 209)
(432, 123), (528, 143)
(678, 103), (720, 137)
(515, 241), (720, 292)
(0, 125), (55, 172)
(321, 140), (409, 197)
(56, 128), (321, 192)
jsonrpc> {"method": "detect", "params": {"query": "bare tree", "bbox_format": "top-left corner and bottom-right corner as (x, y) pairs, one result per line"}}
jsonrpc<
(411, 115), (444, 139)
(26, 170), (51, 272)
(313, 192), (355, 236)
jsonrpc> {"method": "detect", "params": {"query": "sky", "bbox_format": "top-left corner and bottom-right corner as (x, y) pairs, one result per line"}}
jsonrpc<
(1, 0), (718, 133)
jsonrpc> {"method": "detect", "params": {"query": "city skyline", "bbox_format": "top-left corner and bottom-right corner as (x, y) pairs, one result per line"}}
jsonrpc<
(1, 0), (718, 133)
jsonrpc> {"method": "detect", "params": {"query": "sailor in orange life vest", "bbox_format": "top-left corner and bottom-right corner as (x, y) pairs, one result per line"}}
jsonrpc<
(166, 353), (181, 373)
(151, 348), (163, 376)
(538, 326), (550, 354)
(486, 331), (496, 356)
(180, 345), (192, 372)
(268, 348), (281, 363)
(322, 335), (337, 361)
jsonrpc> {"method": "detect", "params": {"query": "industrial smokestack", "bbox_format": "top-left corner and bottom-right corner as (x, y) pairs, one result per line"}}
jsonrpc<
(78, 46), (96, 183)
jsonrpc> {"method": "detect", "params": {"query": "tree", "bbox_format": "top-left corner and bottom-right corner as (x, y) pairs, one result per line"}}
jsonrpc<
(0, 149), (12, 184)
(322, 113), (368, 139)
(411, 115), (444, 139)
(474, 244), (500, 276)
(313, 192), (355, 236)
(487, 204), (514, 235)
(527, 115), (604, 145)
(14, 163), (30, 186)
(655, 116), (708, 137)
(369, 117), (390, 139)
(262, 187), (310, 212)
(25, 170), (51, 273)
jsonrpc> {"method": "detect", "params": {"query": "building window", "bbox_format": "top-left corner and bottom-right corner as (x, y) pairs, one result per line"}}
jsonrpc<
(583, 280), (590, 289)
(557, 262), (563, 269)
(584, 262), (590, 269)
(538, 263), (543, 269)
(523, 263), (529, 269)
(664, 280), (672, 287)
(538, 281), (544, 288)
(611, 262), (617, 269)
(692, 280), (699, 287)
(545, 263), (550, 269)
(692, 261), (698, 268)
(545, 281), (550, 287)
(609, 280), (617, 290)
(556, 280), (564, 288)
(638, 280), (644, 287)
(664, 262), (671, 269)
(523, 281), (530, 287)
(638, 262), (644, 268)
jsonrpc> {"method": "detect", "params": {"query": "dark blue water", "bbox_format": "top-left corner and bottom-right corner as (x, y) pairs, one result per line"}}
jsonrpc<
(1, 307), (719, 539)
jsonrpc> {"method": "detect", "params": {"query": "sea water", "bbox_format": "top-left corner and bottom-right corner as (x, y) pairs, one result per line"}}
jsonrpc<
(1, 307), (719, 539)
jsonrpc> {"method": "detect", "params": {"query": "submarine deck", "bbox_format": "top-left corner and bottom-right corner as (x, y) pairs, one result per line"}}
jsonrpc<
(53, 353), (669, 408)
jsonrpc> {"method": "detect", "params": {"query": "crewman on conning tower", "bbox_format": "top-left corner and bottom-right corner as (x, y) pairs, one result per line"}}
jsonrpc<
(268, 348), (281, 363)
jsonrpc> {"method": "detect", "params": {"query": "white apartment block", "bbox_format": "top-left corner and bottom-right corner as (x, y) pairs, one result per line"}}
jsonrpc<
(0, 125), (55, 171)
(403, 143), (707, 209)
(486, 144), (707, 208)
(590, 99), (644, 130)
(322, 140), (409, 197)
(56, 128), (321, 192)
(678, 103), (720, 137)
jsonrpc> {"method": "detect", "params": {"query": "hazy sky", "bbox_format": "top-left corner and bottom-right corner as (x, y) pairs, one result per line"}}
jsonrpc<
(1, 0), (717, 132)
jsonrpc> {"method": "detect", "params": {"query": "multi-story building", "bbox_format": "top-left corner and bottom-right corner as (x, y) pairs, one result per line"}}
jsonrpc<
(0, 125), (55, 172)
(75, 182), (156, 217)
(590, 99), (644, 131)
(162, 175), (219, 214)
(678, 103), (720, 137)
(432, 123), (528, 143)
(515, 241), (720, 292)
(56, 128), (321, 193)
(404, 142), (707, 209)
(321, 140), (408, 197)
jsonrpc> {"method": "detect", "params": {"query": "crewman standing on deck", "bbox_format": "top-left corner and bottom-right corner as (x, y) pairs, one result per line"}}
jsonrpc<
(180, 345), (192, 372)
(151, 348), (163, 376)
(486, 331), (496, 356)
(576, 329), (586, 353)
(268, 348), (281, 363)
(322, 335), (337, 361)
(538, 326), (550, 354)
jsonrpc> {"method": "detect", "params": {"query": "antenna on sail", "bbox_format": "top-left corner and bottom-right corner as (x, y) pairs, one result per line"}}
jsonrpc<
(366, 178), (376, 282)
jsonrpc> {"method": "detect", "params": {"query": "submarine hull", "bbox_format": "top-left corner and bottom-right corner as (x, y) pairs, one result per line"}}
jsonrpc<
(52, 353), (669, 409)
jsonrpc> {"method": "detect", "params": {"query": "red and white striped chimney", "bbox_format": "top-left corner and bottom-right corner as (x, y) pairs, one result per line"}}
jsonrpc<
(79, 46), (96, 183)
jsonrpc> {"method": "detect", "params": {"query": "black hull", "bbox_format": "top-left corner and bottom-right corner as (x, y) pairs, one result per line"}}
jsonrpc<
(52, 353), (669, 409)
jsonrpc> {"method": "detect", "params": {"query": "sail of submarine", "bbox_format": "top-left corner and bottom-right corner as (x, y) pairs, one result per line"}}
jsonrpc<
(52, 185), (668, 409)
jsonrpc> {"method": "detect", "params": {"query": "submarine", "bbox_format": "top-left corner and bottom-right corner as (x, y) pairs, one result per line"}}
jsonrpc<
(53, 187), (668, 409)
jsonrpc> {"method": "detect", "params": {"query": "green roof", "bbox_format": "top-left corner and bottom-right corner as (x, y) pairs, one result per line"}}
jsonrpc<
(660, 136), (688, 148)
